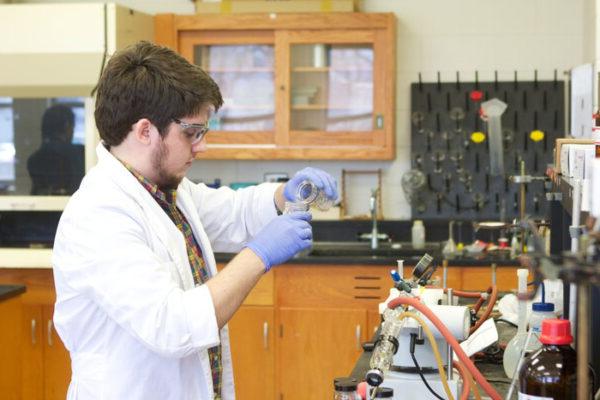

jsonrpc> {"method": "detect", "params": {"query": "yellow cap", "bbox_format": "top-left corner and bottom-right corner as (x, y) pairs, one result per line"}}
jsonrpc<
(471, 131), (486, 143)
(530, 130), (544, 142)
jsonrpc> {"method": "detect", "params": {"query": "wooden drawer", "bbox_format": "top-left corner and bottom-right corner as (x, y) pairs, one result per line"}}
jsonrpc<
(276, 265), (391, 308)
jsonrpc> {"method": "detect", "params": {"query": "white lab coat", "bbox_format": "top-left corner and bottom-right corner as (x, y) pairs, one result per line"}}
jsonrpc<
(52, 143), (279, 399)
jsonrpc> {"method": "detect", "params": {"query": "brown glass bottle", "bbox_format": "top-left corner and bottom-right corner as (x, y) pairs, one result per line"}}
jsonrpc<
(518, 319), (577, 399)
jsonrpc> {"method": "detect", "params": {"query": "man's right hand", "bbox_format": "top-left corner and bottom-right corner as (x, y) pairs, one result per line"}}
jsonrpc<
(245, 212), (312, 272)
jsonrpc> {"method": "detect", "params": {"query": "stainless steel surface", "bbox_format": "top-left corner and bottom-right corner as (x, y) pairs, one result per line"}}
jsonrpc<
(47, 320), (53, 346)
(370, 189), (379, 249)
(31, 319), (36, 345)
(263, 322), (269, 350)
(357, 188), (389, 249)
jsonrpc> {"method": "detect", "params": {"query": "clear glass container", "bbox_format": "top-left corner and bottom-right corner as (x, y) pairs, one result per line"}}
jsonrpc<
(333, 377), (359, 400)
(368, 308), (405, 378)
(283, 201), (309, 215)
(294, 180), (334, 211)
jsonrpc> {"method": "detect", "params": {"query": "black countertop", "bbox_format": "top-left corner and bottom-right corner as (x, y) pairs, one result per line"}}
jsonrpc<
(214, 251), (520, 267)
(0, 285), (26, 302)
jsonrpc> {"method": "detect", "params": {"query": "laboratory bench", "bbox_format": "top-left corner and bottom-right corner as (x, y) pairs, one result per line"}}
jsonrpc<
(0, 218), (521, 400)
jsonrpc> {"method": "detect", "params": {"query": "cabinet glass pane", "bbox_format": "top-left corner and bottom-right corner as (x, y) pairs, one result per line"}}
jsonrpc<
(193, 45), (275, 131)
(290, 44), (373, 132)
(0, 97), (85, 196)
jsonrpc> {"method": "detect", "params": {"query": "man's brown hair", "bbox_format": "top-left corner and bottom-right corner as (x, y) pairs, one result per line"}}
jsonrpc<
(94, 41), (223, 146)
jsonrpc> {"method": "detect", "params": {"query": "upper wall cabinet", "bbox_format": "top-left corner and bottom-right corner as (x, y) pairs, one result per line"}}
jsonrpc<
(155, 13), (396, 160)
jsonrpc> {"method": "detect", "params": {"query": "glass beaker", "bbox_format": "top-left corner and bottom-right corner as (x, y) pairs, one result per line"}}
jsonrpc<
(295, 180), (334, 211)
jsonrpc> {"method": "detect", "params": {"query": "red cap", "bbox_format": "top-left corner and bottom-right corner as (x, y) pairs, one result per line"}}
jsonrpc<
(470, 90), (483, 102)
(539, 319), (573, 345)
(357, 381), (367, 399)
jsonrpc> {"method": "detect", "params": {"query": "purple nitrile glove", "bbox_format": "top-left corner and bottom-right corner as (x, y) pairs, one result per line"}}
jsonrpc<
(246, 212), (313, 272)
(283, 167), (338, 203)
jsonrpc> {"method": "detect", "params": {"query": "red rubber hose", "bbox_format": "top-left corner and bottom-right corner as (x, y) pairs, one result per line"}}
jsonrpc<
(453, 361), (471, 400)
(470, 285), (498, 334)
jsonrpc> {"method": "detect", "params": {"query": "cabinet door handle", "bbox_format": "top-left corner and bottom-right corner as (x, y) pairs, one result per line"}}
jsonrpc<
(355, 325), (361, 350)
(31, 319), (37, 345)
(47, 320), (53, 346)
(263, 322), (269, 350)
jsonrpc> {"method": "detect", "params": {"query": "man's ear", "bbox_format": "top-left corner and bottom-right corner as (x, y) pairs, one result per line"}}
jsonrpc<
(132, 118), (154, 145)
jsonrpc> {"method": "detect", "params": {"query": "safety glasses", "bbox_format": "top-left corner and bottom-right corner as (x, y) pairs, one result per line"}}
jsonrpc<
(172, 118), (210, 145)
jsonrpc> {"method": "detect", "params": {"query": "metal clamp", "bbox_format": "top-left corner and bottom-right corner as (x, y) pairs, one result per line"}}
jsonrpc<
(546, 192), (563, 201)
(569, 225), (584, 239)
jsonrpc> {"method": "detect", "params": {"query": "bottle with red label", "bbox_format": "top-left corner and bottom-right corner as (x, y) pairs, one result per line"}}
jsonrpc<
(518, 319), (577, 399)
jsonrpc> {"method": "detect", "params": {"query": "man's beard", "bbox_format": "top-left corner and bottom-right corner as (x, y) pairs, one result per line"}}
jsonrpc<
(152, 140), (182, 190)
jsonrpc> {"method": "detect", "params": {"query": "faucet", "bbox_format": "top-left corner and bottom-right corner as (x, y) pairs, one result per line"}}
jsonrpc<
(370, 188), (379, 249)
(358, 188), (389, 249)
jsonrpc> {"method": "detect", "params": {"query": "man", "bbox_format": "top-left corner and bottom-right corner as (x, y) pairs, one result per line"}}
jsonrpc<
(52, 41), (337, 400)
(27, 104), (84, 195)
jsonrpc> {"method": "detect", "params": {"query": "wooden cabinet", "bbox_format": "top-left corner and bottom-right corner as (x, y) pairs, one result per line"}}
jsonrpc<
(154, 13), (396, 160)
(220, 265), (276, 400)
(275, 265), (389, 399)
(228, 306), (275, 400)
(278, 307), (367, 400)
(0, 269), (70, 400)
(0, 262), (518, 399)
(0, 291), (24, 400)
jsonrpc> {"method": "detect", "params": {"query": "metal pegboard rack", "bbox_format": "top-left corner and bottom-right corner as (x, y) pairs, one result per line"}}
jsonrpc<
(410, 78), (564, 221)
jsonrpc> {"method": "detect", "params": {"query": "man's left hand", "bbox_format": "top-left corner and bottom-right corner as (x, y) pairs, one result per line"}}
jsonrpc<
(283, 167), (338, 203)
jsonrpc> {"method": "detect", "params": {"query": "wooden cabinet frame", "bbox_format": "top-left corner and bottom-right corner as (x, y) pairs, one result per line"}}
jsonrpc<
(155, 13), (396, 160)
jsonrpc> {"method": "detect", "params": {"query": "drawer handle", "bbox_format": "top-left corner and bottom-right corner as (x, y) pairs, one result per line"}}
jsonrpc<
(31, 319), (37, 345)
(263, 322), (269, 350)
(47, 320), (53, 346)
(355, 325), (361, 350)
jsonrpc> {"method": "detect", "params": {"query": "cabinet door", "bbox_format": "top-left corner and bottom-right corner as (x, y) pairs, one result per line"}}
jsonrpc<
(0, 295), (23, 400)
(277, 28), (393, 158)
(179, 30), (276, 148)
(22, 304), (44, 400)
(42, 305), (70, 400)
(228, 306), (275, 400)
(278, 307), (367, 400)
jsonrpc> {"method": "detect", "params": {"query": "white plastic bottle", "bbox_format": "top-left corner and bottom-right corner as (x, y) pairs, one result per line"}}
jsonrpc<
(411, 220), (425, 249)
(528, 301), (555, 350)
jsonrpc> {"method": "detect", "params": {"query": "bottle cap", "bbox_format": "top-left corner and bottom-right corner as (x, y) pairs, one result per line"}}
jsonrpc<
(539, 319), (573, 345)
(333, 377), (358, 391)
(374, 387), (394, 398)
(532, 302), (554, 312)
(414, 220), (423, 226)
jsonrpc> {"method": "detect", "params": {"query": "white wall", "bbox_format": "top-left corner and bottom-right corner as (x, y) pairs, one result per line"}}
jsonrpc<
(19, 0), (595, 218)
(189, 0), (593, 219)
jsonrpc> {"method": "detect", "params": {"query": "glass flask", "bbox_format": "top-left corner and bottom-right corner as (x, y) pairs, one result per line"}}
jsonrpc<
(366, 308), (405, 386)
(295, 180), (334, 211)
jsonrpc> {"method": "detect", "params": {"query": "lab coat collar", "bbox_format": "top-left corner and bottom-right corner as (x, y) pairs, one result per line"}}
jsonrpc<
(95, 143), (195, 288)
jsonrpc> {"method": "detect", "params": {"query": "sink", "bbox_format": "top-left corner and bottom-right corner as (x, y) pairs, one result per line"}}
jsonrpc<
(305, 241), (440, 258)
